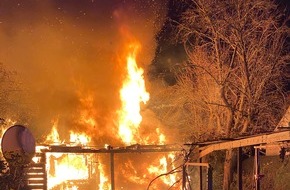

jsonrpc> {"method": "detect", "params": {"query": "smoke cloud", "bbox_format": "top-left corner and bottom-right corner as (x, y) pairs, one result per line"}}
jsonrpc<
(0, 0), (167, 143)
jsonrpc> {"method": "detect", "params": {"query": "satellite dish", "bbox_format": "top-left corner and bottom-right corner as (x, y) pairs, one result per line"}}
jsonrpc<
(1, 125), (36, 165)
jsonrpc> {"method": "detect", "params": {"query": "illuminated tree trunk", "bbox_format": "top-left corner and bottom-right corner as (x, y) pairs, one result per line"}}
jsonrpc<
(223, 149), (233, 190)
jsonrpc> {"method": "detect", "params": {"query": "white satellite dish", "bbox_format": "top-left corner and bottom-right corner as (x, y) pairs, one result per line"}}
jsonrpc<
(1, 125), (36, 165)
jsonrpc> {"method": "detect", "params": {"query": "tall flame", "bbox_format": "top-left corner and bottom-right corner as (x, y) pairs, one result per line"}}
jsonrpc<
(118, 41), (149, 144)
(115, 38), (180, 189)
(33, 37), (180, 189)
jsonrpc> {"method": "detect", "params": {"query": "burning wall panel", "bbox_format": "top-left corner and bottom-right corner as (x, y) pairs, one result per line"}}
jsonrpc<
(33, 146), (182, 190)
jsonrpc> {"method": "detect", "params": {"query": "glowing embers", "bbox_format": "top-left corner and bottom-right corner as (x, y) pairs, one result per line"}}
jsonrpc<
(116, 152), (181, 189)
(117, 41), (150, 144)
(46, 152), (89, 189)
(98, 162), (109, 190)
(45, 123), (61, 144)
(69, 132), (91, 146)
(147, 153), (178, 187)
(30, 37), (181, 189)
(41, 126), (106, 190)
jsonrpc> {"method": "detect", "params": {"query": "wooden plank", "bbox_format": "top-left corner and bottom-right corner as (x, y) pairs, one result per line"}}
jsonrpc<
(185, 162), (209, 167)
(199, 131), (290, 158)
(26, 185), (46, 189)
(42, 144), (182, 154)
(27, 179), (46, 183)
(29, 163), (46, 167)
(26, 174), (46, 178)
(27, 168), (46, 173)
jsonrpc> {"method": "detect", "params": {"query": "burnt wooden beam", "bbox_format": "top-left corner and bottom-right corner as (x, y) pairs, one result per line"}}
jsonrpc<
(40, 144), (183, 154)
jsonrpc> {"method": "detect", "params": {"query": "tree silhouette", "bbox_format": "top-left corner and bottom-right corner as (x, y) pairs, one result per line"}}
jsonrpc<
(172, 0), (289, 189)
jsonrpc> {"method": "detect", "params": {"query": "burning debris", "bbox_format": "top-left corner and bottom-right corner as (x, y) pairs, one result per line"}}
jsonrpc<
(28, 38), (184, 189)
(0, 34), (184, 190)
(0, 1), (184, 188)
(31, 125), (183, 190)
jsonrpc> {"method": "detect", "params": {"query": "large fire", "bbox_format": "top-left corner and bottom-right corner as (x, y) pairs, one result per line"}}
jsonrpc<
(44, 123), (95, 189)
(30, 38), (180, 190)
(117, 41), (149, 144)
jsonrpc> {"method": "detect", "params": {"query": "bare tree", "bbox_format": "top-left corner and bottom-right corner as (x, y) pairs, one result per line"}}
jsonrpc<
(0, 63), (31, 124)
(172, 0), (289, 189)
(0, 63), (18, 117)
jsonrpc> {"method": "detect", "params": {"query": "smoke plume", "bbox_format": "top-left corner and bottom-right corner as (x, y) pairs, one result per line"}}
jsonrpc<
(0, 0), (167, 143)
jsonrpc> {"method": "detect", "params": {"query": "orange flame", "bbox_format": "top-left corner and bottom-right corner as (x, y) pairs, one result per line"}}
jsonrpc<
(69, 131), (91, 146)
(148, 153), (178, 187)
(45, 120), (61, 144)
(46, 152), (89, 189)
(117, 41), (149, 144)
(44, 122), (94, 189)
(98, 163), (110, 190)
(115, 38), (180, 189)
(78, 94), (97, 128)
(35, 36), (180, 189)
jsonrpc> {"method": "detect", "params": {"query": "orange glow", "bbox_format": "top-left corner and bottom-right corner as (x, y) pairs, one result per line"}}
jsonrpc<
(117, 41), (149, 144)
(45, 120), (61, 144)
(69, 131), (91, 146)
(157, 128), (166, 145)
(98, 163), (110, 190)
(31, 37), (180, 189)
(78, 94), (97, 128)
(43, 124), (96, 190)
(148, 153), (178, 187)
(46, 152), (89, 189)
(114, 37), (180, 189)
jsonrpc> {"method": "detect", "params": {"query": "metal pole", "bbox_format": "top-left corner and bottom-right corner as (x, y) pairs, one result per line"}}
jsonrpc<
(207, 165), (213, 190)
(182, 165), (186, 190)
(238, 147), (243, 190)
(199, 157), (203, 190)
(110, 152), (115, 190)
(254, 148), (260, 190)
